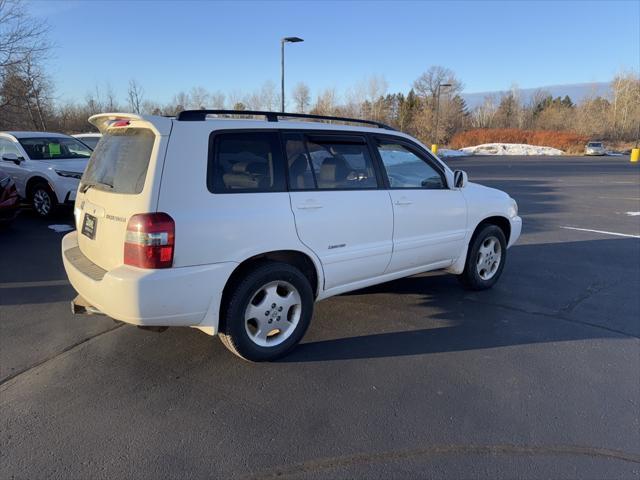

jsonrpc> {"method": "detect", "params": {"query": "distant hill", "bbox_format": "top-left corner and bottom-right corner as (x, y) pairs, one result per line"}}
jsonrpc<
(462, 82), (611, 110)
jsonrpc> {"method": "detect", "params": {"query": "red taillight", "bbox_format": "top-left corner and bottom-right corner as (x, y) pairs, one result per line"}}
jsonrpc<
(124, 213), (175, 269)
(111, 120), (130, 127)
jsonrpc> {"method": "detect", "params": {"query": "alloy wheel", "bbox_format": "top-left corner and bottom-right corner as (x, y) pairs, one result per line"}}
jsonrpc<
(244, 280), (302, 347)
(476, 236), (502, 281)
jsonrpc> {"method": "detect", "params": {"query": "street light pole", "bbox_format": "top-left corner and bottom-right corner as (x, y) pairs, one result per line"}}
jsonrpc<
(280, 36), (304, 112)
(434, 82), (452, 145)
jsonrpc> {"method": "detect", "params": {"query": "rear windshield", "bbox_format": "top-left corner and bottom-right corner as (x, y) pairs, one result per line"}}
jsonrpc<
(588, 142), (603, 147)
(19, 137), (92, 160)
(81, 128), (155, 194)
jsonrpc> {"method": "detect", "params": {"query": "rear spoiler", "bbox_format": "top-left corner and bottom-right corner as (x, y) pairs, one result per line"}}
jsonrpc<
(88, 113), (173, 136)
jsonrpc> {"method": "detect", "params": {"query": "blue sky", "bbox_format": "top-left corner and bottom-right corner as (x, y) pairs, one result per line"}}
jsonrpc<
(31, 0), (639, 105)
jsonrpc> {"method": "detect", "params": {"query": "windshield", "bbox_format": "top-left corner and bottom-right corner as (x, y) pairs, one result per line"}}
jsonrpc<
(19, 137), (92, 160)
(588, 142), (603, 147)
(77, 136), (100, 149)
(81, 128), (155, 194)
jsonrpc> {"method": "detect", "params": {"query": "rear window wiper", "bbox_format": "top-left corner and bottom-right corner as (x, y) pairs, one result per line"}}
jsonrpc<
(80, 181), (113, 193)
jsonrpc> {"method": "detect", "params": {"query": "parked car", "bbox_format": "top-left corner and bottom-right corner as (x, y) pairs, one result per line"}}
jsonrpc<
(62, 111), (522, 361)
(585, 141), (606, 156)
(0, 169), (19, 227)
(0, 131), (92, 217)
(72, 133), (102, 150)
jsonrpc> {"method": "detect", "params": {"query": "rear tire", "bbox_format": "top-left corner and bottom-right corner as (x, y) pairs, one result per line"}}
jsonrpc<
(218, 261), (314, 361)
(30, 183), (57, 218)
(458, 224), (507, 290)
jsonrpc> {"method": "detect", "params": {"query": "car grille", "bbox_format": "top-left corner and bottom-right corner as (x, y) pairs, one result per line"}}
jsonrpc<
(64, 246), (107, 281)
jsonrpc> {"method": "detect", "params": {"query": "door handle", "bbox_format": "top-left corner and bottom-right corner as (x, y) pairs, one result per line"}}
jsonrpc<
(297, 203), (323, 210)
(394, 200), (413, 206)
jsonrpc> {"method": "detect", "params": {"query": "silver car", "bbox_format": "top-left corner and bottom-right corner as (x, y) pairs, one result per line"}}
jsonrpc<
(585, 141), (606, 156)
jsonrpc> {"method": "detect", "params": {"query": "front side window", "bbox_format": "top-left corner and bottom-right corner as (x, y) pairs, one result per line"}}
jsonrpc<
(209, 132), (285, 193)
(19, 137), (92, 160)
(376, 140), (445, 189)
(284, 134), (378, 190)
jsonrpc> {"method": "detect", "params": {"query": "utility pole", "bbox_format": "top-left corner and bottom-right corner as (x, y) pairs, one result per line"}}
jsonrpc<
(280, 37), (304, 112)
(434, 83), (452, 145)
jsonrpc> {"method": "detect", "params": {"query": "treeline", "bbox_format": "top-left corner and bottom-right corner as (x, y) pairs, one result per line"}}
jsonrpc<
(1, 0), (638, 147)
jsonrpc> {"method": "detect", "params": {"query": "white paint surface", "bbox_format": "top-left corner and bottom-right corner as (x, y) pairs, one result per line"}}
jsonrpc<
(561, 226), (640, 239)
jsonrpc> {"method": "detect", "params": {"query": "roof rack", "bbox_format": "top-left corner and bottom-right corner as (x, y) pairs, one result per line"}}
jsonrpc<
(175, 109), (395, 130)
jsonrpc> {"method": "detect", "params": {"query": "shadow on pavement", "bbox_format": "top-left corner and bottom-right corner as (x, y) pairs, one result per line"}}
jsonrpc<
(281, 238), (639, 363)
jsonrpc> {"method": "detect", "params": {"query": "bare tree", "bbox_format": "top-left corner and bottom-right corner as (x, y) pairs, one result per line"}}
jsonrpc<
(312, 88), (337, 116)
(127, 79), (144, 114)
(85, 84), (104, 116)
(0, 0), (50, 84)
(189, 86), (209, 109)
(209, 91), (225, 109)
(104, 82), (118, 111)
(366, 74), (388, 120)
(292, 82), (310, 113)
(413, 66), (463, 102)
(19, 53), (51, 129)
(471, 95), (498, 128)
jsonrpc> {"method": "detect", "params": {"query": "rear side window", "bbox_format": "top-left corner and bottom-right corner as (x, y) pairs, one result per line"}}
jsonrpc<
(82, 128), (155, 194)
(284, 133), (379, 190)
(209, 132), (285, 193)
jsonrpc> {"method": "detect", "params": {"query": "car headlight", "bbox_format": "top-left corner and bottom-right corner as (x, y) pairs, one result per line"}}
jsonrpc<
(508, 198), (518, 218)
(0, 176), (10, 189)
(55, 170), (82, 179)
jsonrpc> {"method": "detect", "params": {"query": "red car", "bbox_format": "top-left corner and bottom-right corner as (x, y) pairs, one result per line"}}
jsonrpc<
(0, 169), (19, 227)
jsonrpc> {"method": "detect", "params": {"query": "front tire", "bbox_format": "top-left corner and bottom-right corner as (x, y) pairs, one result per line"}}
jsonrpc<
(30, 183), (57, 218)
(219, 261), (314, 361)
(458, 224), (507, 290)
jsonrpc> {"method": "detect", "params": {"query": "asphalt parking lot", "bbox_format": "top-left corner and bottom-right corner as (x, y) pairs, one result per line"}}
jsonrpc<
(1, 155), (639, 479)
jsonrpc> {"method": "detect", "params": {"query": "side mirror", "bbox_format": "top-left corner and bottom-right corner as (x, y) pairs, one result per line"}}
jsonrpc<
(453, 170), (468, 188)
(2, 153), (22, 165)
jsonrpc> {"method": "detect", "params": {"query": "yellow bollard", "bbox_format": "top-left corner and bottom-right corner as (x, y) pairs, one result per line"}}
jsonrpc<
(431, 144), (438, 155)
(631, 148), (639, 163)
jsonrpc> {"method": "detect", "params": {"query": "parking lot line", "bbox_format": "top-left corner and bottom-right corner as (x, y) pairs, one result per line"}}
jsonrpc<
(0, 279), (70, 289)
(561, 226), (640, 239)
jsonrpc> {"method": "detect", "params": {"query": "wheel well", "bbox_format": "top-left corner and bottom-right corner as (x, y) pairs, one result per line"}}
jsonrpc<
(26, 176), (57, 201)
(219, 250), (320, 322)
(473, 216), (511, 245)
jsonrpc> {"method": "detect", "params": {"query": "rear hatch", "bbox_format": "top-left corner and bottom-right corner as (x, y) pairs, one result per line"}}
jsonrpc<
(75, 114), (172, 271)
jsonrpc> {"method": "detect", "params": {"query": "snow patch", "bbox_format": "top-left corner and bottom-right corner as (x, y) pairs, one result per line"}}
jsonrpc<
(460, 143), (564, 156)
(438, 149), (468, 157)
(48, 224), (74, 233)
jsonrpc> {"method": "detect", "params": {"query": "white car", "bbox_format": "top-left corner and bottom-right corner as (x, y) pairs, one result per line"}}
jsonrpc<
(73, 133), (102, 150)
(62, 111), (522, 361)
(0, 131), (92, 217)
(585, 141), (606, 156)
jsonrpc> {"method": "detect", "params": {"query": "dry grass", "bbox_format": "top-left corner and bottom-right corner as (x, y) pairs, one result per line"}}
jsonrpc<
(449, 129), (590, 154)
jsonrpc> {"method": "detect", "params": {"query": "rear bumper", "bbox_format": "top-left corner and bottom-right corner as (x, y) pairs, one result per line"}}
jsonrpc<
(61, 231), (236, 328)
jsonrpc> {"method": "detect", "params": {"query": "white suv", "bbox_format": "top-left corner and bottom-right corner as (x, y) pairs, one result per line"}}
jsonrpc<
(0, 131), (93, 217)
(62, 111), (521, 361)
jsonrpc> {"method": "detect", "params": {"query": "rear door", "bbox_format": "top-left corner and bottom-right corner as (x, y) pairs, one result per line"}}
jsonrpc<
(75, 118), (169, 271)
(374, 136), (467, 273)
(285, 132), (393, 290)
